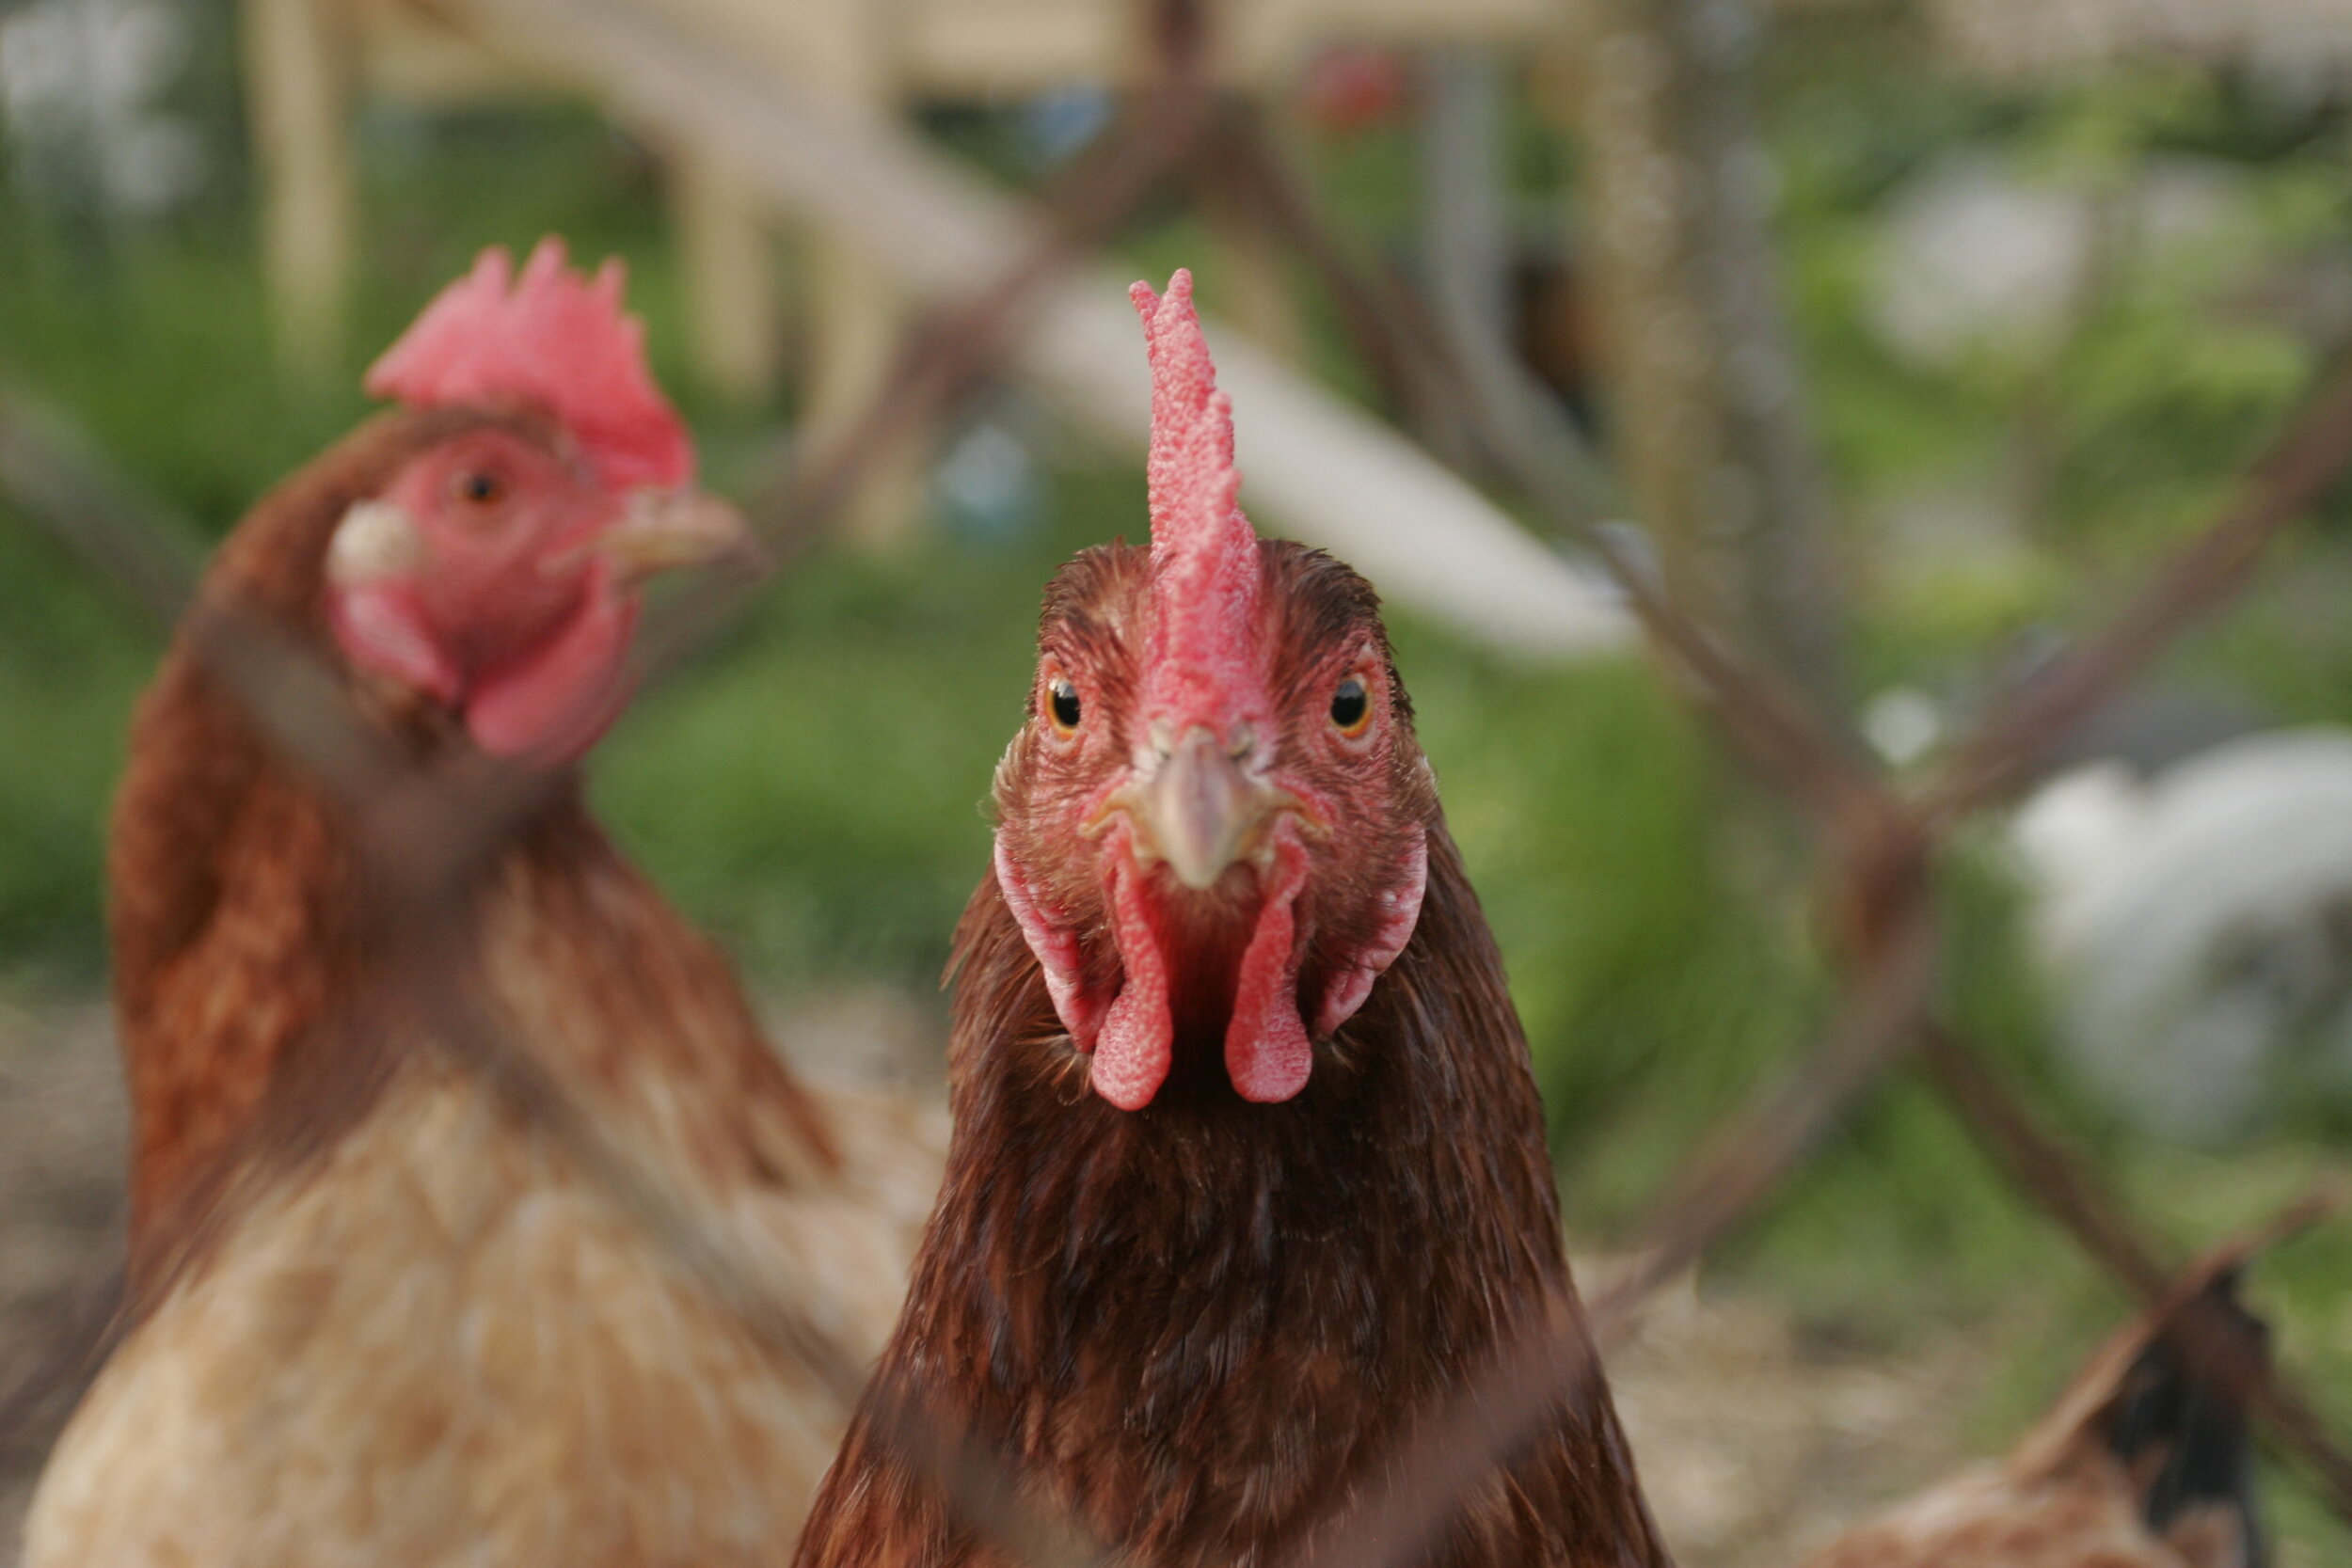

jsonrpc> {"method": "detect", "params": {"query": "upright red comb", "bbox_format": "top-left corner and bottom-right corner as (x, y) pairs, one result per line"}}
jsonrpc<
(364, 237), (691, 491)
(1130, 270), (1261, 719)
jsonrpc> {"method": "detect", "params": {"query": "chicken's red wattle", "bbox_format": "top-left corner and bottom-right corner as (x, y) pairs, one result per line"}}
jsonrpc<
(463, 572), (640, 760)
(1092, 847), (1174, 1111)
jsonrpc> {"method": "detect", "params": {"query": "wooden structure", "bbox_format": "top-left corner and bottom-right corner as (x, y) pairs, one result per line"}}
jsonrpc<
(267, 0), (1635, 656)
(243, 0), (1567, 542)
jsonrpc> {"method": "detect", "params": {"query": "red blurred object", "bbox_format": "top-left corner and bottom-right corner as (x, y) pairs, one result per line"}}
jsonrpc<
(368, 237), (692, 492)
(1299, 44), (1410, 134)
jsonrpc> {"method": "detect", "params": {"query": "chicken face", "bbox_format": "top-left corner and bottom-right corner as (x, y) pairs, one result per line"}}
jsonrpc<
(321, 239), (745, 762)
(325, 424), (739, 760)
(992, 272), (1435, 1111)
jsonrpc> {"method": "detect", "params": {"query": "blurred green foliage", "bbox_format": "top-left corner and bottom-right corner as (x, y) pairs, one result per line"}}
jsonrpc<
(6, 3), (2352, 1545)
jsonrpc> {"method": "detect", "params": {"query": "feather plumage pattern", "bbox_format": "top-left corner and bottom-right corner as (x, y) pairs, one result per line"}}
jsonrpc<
(795, 270), (1666, 1568)
(26, 264), (945, 1564)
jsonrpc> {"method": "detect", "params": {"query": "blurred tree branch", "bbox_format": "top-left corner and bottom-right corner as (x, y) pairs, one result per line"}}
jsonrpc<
(0, 376), (201, 635)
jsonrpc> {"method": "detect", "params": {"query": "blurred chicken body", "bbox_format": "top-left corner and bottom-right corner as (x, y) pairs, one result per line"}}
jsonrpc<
(1806, 1255), (2266, 1568)
(795, 272), (1663, 1567)
(22, 243), (943, 1567)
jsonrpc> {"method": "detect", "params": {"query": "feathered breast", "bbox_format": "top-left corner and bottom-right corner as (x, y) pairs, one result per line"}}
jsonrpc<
(796, 826), (1667, 1568)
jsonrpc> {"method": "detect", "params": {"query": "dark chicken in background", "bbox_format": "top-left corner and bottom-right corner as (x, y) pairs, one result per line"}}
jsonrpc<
(1805, 1243), (2272, 1568)
(24, 240), (943, 1567)
(795, 269), (1667, 1568)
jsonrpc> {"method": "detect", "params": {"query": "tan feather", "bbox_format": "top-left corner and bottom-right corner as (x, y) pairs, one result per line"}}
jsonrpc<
(25, 407), (947, 1567)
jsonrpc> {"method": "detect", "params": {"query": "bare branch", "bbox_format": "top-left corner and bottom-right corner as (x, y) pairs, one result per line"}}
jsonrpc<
(0, 377), (201, 632)
(1921, 355), (2352, 827)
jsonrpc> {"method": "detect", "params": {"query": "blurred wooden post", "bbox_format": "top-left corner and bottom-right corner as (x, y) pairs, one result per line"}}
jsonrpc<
(1417, 42), (1511, 474)
(801, 223), (919, 545)
(1419, 45), (1510, 367)
(792, 0), (921, 548)
(670, 140), (780, 402)
(244, 0), (354, 383)
(1549, 0), (1844, 705)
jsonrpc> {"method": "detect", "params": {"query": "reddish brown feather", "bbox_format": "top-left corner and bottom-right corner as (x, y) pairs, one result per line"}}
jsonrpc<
(104, 406), (834, 1301)
(110, 408), (457, 1278)
(796, 541), (1667, 1568)
(41, 331), (951, 1568)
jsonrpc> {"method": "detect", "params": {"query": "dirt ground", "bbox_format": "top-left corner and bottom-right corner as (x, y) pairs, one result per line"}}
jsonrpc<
(0, 990), (2003, 1568)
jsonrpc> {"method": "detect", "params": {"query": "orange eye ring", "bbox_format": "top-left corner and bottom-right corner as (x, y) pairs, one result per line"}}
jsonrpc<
(1330, 674), (1372, 737)
(1046, 676), (1082, 736)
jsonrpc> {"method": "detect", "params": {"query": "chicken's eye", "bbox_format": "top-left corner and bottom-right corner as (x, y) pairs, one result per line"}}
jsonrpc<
(1330, 676), (1371, 736)
(454, 470), (504, 506)
(1048, 678), (1082, 735)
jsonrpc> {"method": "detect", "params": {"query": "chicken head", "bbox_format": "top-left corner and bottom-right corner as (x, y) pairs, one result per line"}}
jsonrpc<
(992, 269), (1435, 1111)
(323, 238), (747, 762)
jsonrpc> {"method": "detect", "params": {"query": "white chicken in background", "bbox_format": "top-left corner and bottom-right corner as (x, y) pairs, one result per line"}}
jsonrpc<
(2011, 727), (2352, 1143)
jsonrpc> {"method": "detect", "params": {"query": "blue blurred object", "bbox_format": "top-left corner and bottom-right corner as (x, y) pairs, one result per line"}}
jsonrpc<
(1018, 84), (1113, 169)
(932, 416), (1045, 549)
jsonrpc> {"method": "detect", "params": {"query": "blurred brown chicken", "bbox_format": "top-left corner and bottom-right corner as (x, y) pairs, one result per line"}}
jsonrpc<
(1805, 1246), (2272, 1568)
(793, 270), (1666, 1568)
(22, 238), (944, 1567)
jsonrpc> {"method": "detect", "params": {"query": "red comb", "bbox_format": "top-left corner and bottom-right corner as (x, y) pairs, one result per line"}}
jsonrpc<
(364, 237), (691, 491)
(1130, 270), (1260, 719)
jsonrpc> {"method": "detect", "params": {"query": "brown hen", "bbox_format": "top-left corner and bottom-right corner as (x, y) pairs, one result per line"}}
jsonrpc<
(793, 270), (1666, 1568)
(23, 240), (944, 1568)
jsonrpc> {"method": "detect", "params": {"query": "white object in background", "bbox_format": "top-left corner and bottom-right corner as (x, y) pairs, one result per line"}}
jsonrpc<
(0, 0), (203, 213)
(1868, 152), (2254, 375)
(1871, 153), (2097, 372)
(2012, 728), (2352, 1142)
(1860, 686), (1944, 769)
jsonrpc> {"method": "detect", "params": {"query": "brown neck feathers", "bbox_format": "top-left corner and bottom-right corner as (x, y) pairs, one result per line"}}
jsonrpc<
(105, 410), (546, 1291)
(797, 824), (1667, 1568)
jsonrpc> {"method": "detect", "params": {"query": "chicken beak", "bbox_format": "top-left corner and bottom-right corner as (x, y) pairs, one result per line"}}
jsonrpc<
(1127, 725), (1294, 892)
(596, 486), (762, 585)
(326, 499), (426, 587)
